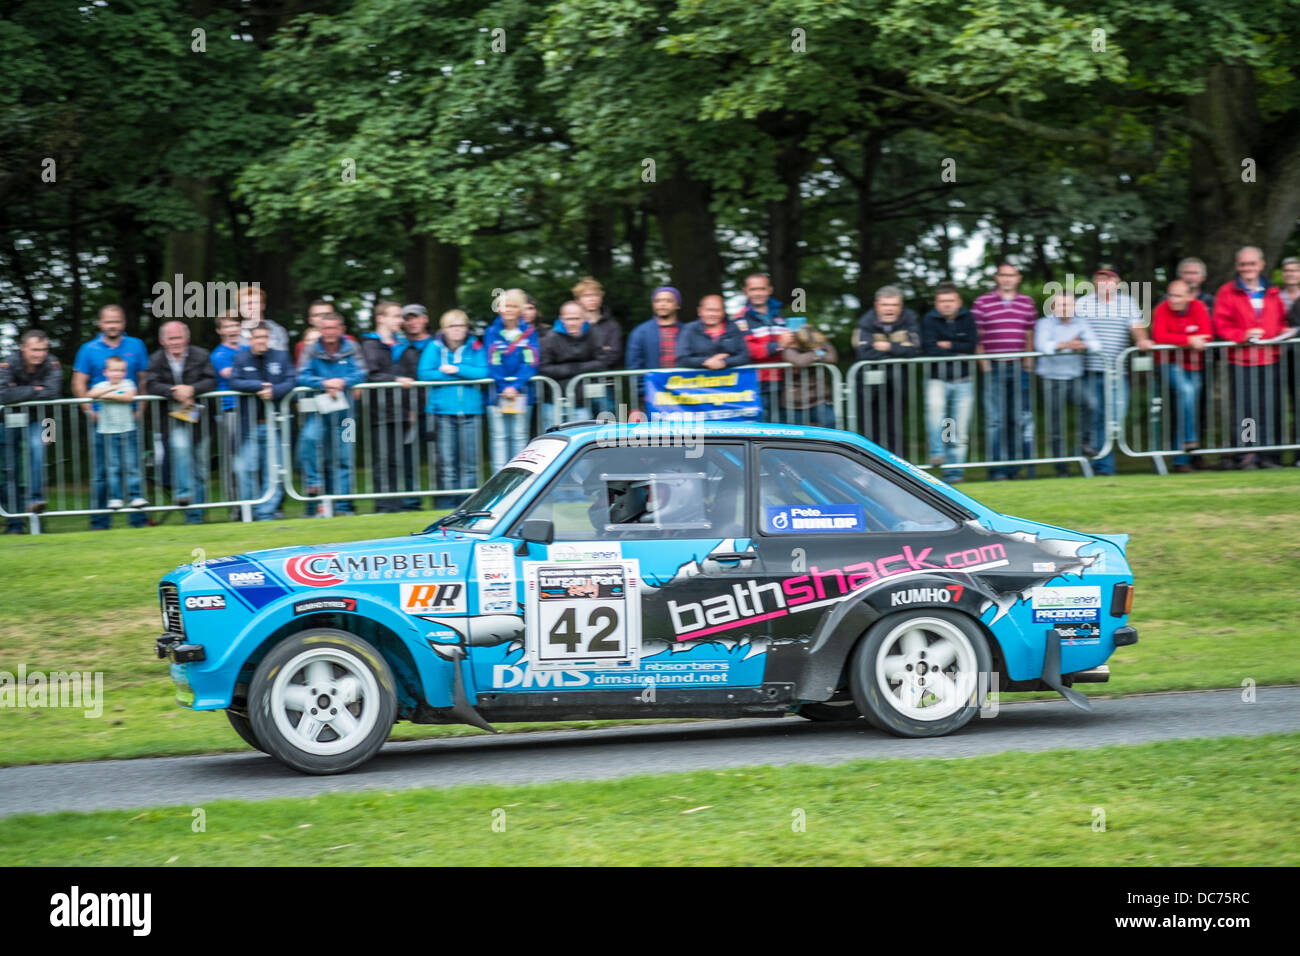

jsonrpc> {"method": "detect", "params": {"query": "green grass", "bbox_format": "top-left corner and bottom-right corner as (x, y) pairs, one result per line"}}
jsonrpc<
(1, 470), (1296, 768)
(3, 733), (1296, 866)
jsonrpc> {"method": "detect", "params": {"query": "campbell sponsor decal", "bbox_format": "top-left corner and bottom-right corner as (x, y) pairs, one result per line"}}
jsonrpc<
(284, 551), (458, 587)
(292, 597), (358, 615)
(667, 543), (1007, 640)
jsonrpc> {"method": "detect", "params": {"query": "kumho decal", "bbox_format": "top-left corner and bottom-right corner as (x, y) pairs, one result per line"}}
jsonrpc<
(667, 543), (1006, 640)
(284, 551), (458, 587)
(890, 585), (964, 607)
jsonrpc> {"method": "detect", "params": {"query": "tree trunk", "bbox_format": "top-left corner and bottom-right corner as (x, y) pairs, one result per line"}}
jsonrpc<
(162, 175), (212, 341)
(1186, 64), (1300, 285)
(767, 144), (812, 305)
(856, 131), (886, 306)
(67, 190), (81, 352)
(585, 203), (615, 282)
(405, 233), (460, 320)
(624, 202), (648, 290)
(653, 170), (722, 313)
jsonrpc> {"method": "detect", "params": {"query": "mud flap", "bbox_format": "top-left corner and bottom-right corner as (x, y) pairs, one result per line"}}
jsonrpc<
(1041, 630), (1092, 712)
(445, 645), (497, 733)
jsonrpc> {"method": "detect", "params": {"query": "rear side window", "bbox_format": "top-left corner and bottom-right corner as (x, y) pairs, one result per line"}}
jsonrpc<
(758, 446), (955, 534)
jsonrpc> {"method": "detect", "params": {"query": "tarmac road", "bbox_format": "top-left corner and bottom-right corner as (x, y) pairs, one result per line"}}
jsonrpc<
(1, 686), (1296, 818)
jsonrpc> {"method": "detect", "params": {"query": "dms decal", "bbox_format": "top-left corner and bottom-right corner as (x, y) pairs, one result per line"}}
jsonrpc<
(285, 551), (458, 587)
(889, 585), (964, 607)
(661, 541), (1008, 640)
(402, 582), (467, 615)
(184, 594), (226, 610)
(227, 570), (265, 587)
(292, 597), (357, 615)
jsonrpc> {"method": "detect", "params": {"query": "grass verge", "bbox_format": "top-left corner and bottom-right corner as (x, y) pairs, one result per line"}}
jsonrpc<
(3, 733), (1296, 866)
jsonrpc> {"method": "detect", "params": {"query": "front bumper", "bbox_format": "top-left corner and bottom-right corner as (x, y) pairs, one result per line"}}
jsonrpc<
(156, 634), (206, 663)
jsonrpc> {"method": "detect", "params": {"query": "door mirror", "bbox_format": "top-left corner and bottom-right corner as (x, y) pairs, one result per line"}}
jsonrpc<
(515, 518), (554, 554)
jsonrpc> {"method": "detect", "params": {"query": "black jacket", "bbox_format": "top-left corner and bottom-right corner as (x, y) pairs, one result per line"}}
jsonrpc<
(539, 325), (605, 387)
(146, 346), (218, 401)
(588, 308), (624, 372)
(361, 333), (410, 423)
(920, 307), (978, 381)
(0, 353), (63, 408)
(675, 320), (749, 368)
(853, 308), (921, 362)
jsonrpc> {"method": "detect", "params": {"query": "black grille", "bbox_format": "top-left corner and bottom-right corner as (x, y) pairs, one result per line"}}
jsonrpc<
(160, 583), (184, 636)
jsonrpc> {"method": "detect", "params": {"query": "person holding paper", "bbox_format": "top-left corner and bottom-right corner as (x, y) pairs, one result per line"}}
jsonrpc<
(297, 313), (367, 514)
(147, 320), (217, 523)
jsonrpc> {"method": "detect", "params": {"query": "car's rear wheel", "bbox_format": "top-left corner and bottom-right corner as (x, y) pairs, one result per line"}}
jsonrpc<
(225, 709), (267, 753)
(850, 611), (991, 737)
(248, 629), (397, 775)
(797, 699), (863, 722)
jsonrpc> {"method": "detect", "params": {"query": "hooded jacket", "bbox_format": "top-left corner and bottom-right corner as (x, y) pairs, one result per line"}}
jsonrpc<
(539, 322), (605, 387)
(0, 352), (63, 421)
(417, 334), (489, 415)
(483, 317), (540, 405)
(920, 306), (978, 381)
(297, 335), (368, 394)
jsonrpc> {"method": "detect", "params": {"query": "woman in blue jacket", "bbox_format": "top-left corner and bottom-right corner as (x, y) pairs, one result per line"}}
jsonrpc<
(417, 309), (489, 508)
(483, 289), (539, 472)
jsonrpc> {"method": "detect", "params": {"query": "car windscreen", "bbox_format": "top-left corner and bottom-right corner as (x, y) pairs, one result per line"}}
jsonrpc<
(440, 436), (567, 532)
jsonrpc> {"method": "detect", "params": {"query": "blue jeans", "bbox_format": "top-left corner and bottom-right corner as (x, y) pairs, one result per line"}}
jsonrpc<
(435, 414), (482, 508)
(166, 422), (205, 523)
(2, 421), (48, 529)
(982, 363), (1034, 478)
(103, 432), (143, 502)
(1085, 369), (1127, 475)
(298, 410), (355, 514)
(924, 377), (974, 480)
(91, 428), (147, 528)
(1040, 377), (1083, 474)
(487, 403), (529, 473)
(1163, 365), (1202, 466)
(234, 422), (282, 520)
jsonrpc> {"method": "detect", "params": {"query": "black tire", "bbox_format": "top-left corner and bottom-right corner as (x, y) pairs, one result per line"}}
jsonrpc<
(248, 628), (398, 775)
(850, 610), (991, 737)
(225, 709), (267, 753)
(796, 699), (864, 722)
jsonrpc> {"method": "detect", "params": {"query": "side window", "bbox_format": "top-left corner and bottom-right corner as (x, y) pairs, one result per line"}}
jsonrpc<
(758, 447), (955, 534)
(522, 444), (747, 540)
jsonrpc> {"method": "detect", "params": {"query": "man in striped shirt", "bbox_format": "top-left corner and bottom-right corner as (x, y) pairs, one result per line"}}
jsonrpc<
(1075, 267), (1153, 475)
(972, 263), (1037, 479)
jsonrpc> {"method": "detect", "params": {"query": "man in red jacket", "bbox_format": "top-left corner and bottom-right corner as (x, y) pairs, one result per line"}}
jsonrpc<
(1212, 246), (1292, 468)
(1152, 280), (1212, 471)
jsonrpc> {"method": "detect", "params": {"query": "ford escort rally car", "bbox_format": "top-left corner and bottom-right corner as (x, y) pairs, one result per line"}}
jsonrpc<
(157, 421), (1137, 774)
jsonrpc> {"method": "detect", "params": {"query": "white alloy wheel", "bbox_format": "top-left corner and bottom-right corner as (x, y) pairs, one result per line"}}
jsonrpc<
(874, 616), (979, 722)
(269, 647), (382, 756)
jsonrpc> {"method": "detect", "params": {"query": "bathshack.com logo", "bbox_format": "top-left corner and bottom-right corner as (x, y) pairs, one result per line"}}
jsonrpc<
(49, 886), (151, 936)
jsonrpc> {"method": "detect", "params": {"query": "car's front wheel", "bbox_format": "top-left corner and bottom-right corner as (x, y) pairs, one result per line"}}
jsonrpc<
(248, 629), (397, 775)
(850, 611), (991, 737)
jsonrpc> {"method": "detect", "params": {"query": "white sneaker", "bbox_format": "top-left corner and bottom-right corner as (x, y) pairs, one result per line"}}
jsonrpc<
(129, 497), (149, 508)
(107, 498), (124, 509)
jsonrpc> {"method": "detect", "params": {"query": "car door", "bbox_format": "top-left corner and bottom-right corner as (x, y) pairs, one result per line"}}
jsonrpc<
(748, 443), (971, 651)
(470, 440), (771, 698)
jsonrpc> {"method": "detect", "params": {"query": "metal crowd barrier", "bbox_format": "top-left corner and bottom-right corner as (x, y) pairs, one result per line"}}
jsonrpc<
(277, 376), (565, 518)
(562, 362), (845, 427)
(1116, 339), (1299, 469)
(845, 351), (1108, 479)
(0, 391), (278, 533)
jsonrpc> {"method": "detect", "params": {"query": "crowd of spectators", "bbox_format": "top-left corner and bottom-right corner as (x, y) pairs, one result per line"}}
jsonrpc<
(2, 248), (1298, 530)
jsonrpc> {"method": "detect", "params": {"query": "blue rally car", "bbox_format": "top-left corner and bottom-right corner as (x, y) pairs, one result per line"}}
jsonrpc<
(156, 421), (1137, 774)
